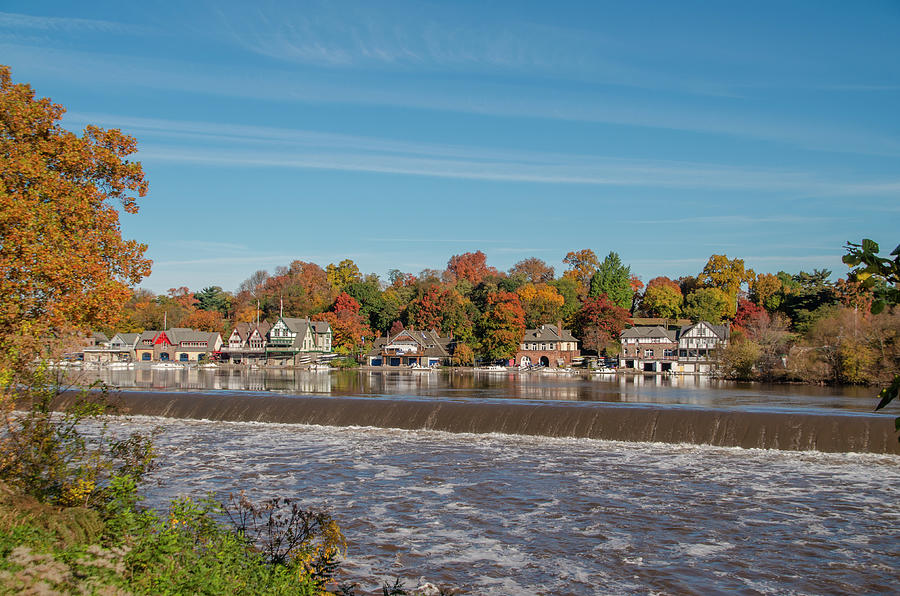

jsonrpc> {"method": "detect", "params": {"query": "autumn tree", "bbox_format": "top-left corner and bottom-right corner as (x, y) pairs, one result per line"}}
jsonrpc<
(445, 251), (498, 285)
(750, 273), (783, 311)
(319, 292), (372, 354)
(479, 292), (526, 361)
(516, 283), (565, 328)
(453, 342), (474, 366)
(0, 65), (150, 355)
(562, 249), (599, 298)
(589, 252), (632, 309)
(180, 309), (225, 333)
(572, 295), (632, 355)
(629, 275), (644, 313)
(509, 258), (555, 284)
(326, 259), (362, 292)
(406, 286), (446, 332)
(642, 277), (683, 319)
(698, 254), (756, 298)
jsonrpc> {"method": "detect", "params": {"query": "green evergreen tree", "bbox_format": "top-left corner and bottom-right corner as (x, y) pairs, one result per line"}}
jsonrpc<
(589, 252), (632, 309)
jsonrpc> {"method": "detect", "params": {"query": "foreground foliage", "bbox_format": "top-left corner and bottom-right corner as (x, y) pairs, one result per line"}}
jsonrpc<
(0, 368), (350, 594)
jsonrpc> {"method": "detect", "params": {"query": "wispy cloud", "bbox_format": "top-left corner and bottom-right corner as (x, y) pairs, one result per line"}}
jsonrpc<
(8, 42), (897, 158)
(152, 254), (307, 267)
(163, 240), (250, 253)
(626, 215), (836, 225)
(0, 11), (146, 35)
(61, 112), (900, 196)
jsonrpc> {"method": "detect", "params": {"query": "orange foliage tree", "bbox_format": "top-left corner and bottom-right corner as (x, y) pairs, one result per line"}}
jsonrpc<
(562, 249), (599, 298)
(479, 291), (526, 361)
(0, 65), (150, 350)
(516, 283), (565, 328)
(180, 309), (225, 333)
(445, 251), (498, 285)
(320, 293), (372, 354)
(509, 258), (555, 283)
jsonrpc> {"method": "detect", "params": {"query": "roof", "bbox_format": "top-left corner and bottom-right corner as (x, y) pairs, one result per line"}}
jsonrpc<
(620, 326), (678, 342)
(679, 321), (730, 341)
(280, 317), (331, 335)
(232, 321), (272, 341)
(521, 324), (577, 342)
(111, 333), (140, 345)
(146, 328), (221, 348)
(367, 328), (453, 357)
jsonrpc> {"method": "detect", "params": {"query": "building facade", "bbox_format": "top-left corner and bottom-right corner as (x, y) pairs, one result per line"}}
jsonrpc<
(221, 321), (272, 363)
(677, 321), (730, 374)
(266, 317), (333, 360)
(515, 324), (580, 368)
(617, 321), (730, 374)
(366, 328), (453, 367)
(619, 326), (679, 372)
(133, 328), (223, 362)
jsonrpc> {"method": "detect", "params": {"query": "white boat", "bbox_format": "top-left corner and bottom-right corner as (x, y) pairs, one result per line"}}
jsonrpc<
(309, 364), (331, 371)
(106, 362), (134, 369)
(591, 367), (616, 374)
(198, 363), (218, 369)
(542, 367), (574, 374)
(409, 364), (434, 372)
(152, 362), (182, 369)
(475, 365), (508, 372)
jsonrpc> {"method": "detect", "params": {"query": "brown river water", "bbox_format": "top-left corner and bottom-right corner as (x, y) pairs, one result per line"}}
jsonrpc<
(72, 368), (899, 594)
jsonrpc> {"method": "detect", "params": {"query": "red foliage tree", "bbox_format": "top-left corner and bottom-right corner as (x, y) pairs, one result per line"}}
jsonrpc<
(734, 298), (765, 332)
(319, 292), (371, 353)
(572, 295), (632, 354)
(446, 251), (498, 285)
(407, 286), (445, 331)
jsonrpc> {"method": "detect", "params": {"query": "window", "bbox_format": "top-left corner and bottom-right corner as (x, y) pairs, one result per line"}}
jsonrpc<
(664, 349), (674, 358)
(646, 349), (654, 357)
(549, 343), (555, 349)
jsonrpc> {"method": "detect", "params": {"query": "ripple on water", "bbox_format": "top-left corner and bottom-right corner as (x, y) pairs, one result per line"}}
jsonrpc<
(97, 416), (900, 594)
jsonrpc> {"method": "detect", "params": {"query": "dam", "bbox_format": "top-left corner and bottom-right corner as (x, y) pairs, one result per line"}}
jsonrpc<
(68, 368), (900, 593)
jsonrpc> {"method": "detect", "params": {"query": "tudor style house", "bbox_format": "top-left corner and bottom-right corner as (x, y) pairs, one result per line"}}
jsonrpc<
(618, 321), (730, 374)
(366, 328), (454, 367)
(619, 326), (679, 372)
(133, 328), (223, 362)
(266, 317), (332, 358)
(677, 321), (730, 374)
(515, 324), (580, 368)
(221, 321), (273, 363)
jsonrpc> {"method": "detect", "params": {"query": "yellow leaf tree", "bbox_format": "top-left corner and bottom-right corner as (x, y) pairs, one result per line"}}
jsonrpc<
(0, 65), (150, 360)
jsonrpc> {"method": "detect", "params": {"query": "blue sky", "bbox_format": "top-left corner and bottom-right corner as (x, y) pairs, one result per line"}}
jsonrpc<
(3, 0), (898, 293)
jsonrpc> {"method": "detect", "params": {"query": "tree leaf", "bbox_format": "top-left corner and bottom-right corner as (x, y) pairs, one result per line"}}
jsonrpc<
(862, 238), (879, 253)
(875, 375), (900, 410)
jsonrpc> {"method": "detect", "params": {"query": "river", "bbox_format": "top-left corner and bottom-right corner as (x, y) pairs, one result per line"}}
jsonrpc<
(73, 367), (899, 594)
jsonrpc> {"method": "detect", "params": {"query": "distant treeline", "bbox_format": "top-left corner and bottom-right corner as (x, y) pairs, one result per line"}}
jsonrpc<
(111, 249), (899, 381)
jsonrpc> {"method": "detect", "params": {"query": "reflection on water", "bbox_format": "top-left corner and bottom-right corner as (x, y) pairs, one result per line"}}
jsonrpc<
(72, 366), (895, 414)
